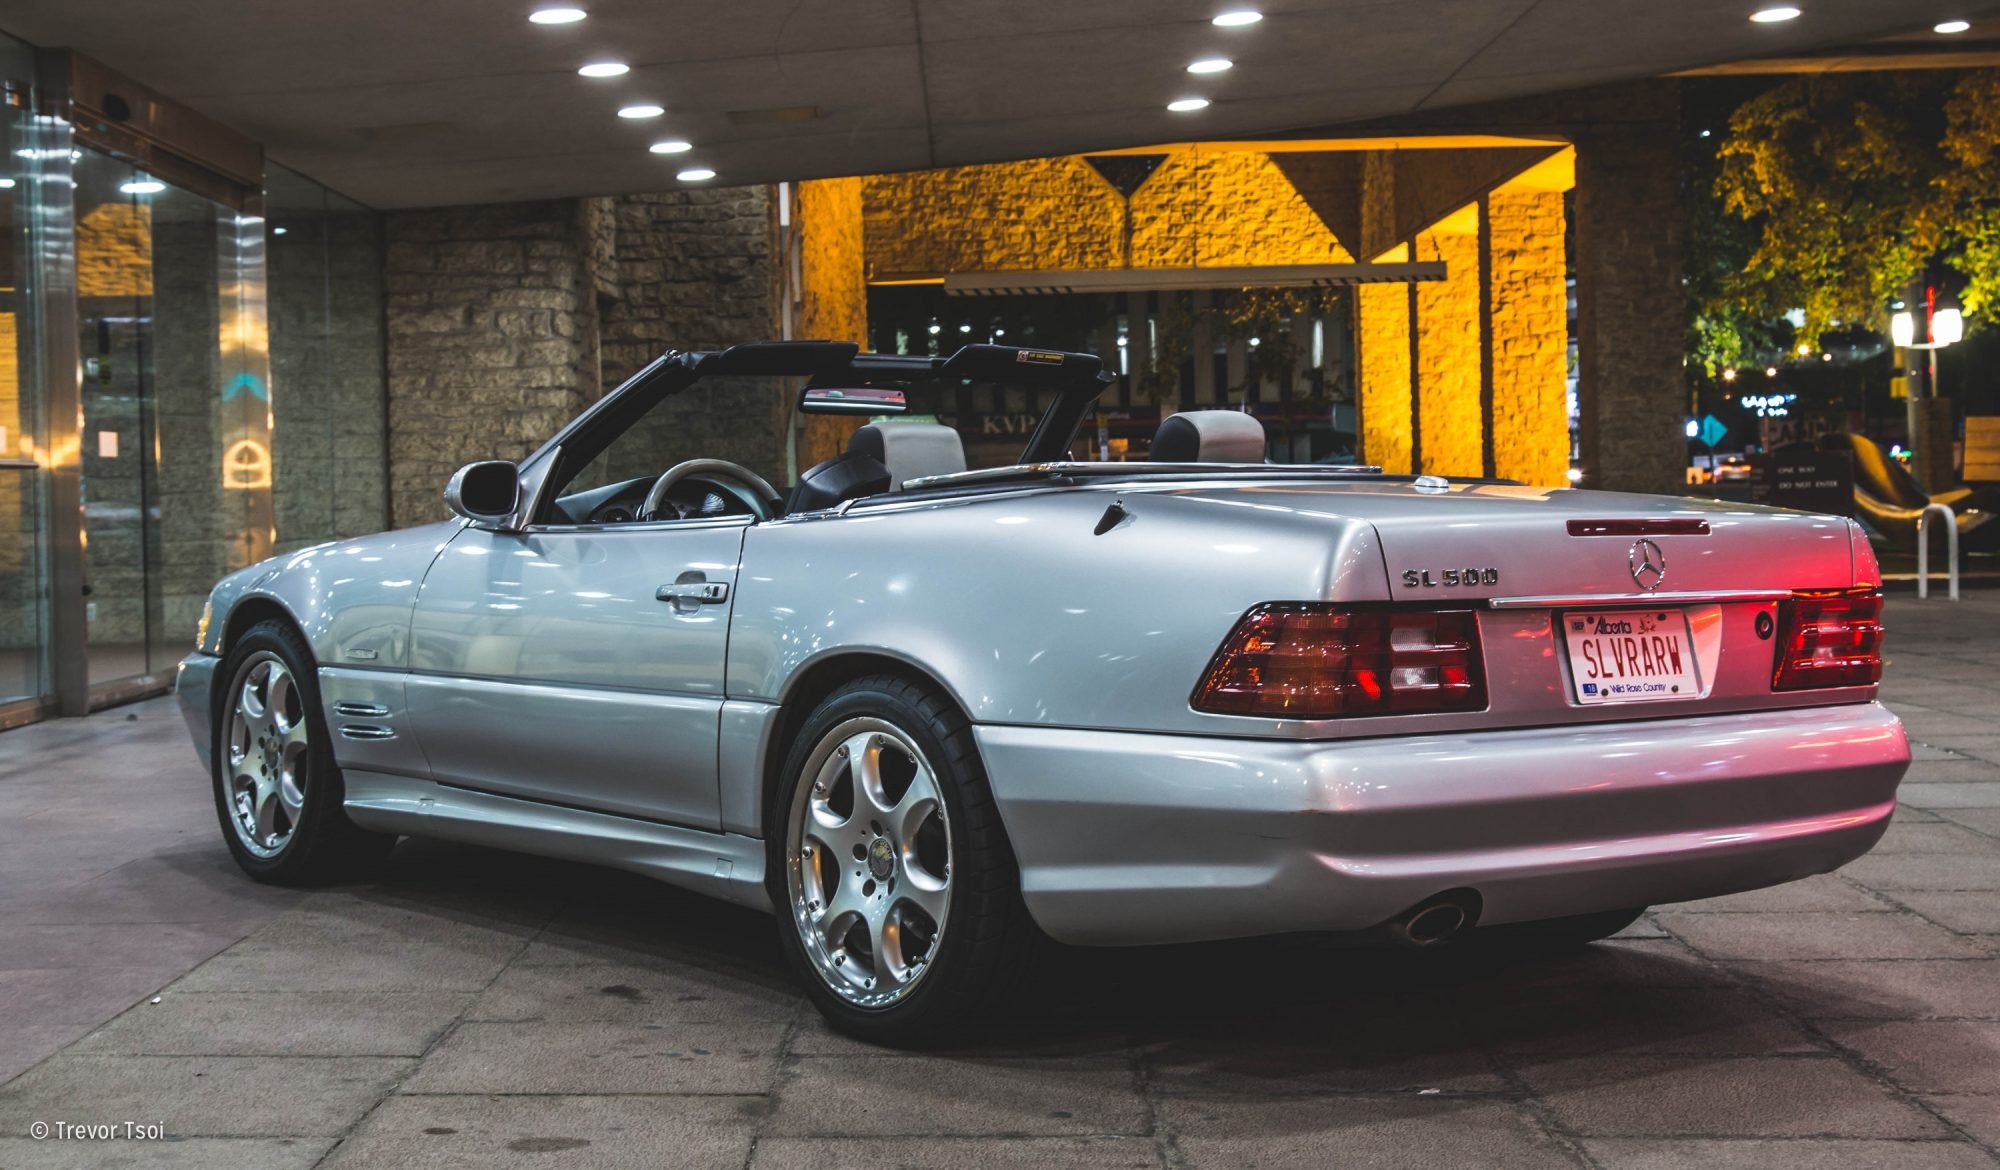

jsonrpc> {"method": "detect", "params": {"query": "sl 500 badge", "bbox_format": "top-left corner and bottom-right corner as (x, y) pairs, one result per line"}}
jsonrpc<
(1401, 567), (1500, 588)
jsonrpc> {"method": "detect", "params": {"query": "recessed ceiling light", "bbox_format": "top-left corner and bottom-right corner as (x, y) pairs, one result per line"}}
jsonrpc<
(273, 226), (288, 235)
(1187, 57), (1233, 74)
(1212, 9), (1262, 26)
(676, 167), (716, 182)
(577, 61), (628, 77)
(120, 179), (165, 195)
(529, 7), (586, 24)
(1167, 97), (1211, 112)
(1935, 19), (1971, 33)
(1748, 6), (1800, 22)
(618, 104), (665, 119)
(0, 178), (14, 188)
(649, 139), (692, 154)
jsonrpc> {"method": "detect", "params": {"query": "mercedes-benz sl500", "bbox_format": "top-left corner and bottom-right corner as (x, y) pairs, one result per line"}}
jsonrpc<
(177, 342), (1908, 1043)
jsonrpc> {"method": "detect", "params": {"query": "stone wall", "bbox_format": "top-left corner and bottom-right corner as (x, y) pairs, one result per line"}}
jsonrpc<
(863, 149), (1351, 279)
(380, 187), (785, 526)
(270, 203), (389, 551)
(598, 187), (784, 486)
(382, 200), (602, 529)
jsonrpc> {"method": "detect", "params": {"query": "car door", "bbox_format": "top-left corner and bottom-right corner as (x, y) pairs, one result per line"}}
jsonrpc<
(405, 513), (746, 829)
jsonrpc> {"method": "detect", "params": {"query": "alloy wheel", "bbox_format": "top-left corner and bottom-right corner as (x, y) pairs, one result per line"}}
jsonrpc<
(785, 717), (952, 1008)
(223, 651), (310, 858)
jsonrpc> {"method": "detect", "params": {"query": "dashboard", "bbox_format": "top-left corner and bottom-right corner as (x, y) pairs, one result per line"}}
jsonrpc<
(549, 474), (760, 525)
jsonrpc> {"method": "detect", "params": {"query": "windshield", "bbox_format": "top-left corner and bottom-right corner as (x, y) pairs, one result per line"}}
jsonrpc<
(568, 372), (1094, 497)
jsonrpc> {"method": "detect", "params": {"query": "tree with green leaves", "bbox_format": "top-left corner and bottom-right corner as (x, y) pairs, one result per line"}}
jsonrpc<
(1703, 68), (2000, 366)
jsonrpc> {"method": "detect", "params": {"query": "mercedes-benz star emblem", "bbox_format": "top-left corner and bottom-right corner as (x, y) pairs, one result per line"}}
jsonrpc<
(1629, 538), (1667, 591)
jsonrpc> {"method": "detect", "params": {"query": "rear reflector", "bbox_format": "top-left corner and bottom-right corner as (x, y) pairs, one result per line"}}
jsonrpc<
(1773, 588), (1883, 691)
(1193, 604), (1487, 719)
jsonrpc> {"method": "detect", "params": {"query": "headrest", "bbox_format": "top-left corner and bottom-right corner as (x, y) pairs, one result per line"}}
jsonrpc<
(849, 423), (967, 489)
(1150, 410), (1266, 463)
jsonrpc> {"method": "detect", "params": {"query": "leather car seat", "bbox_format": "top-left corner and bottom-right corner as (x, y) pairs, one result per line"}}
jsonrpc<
(849, 422), (967, 489)
(783, 422), (968, 513)
(1149, 410), (1267, 463)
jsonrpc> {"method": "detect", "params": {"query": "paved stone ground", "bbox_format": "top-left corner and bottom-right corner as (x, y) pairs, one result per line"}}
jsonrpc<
(1, 594), (1997, 1169)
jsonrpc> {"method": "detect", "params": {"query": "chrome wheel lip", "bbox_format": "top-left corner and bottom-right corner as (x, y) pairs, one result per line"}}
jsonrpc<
(784, 715), (953, 1010)
(221, 651), (310, 859)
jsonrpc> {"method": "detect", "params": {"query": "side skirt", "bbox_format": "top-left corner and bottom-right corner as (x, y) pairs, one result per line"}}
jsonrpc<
(341, 770), (772, 913)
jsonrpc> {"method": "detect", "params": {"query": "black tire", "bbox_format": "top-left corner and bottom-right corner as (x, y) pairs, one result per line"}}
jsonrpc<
(767, 674), (1040, 1047)
(210, 620), (394, 885)
(1474, 906), (1648, 952)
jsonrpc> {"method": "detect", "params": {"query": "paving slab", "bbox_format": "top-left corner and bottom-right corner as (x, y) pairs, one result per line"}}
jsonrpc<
(1746, 959), (2000, 1020)
(1868, 822), (2000, 855)
(1893, 890), (2000, 935)
(1921, 1094), (2000, 1148)
(399, 1020), (789, 1096)
(0, 1137), (332, 1170)
(751, 1135), (1161, 1169)
(0, 1055), (411, 1138)
(320, 1093), (760, 1169)
(765, 1055), (1147, 1137)
(466, 961), (799, 1024)
(1669, 874), (1895, 914)
(1513, 1054), (1946, 1137)
(1821, 1020), (2000, 1095)
(1584, 1137), (1999, 1169)
(1457, 983), (1819, 1056)
(1840, 855), (2000, 892)
(69, 991), (471, 1057)
(1160, 1096), (1576, 1169)
(1656, 910), (1989, 960)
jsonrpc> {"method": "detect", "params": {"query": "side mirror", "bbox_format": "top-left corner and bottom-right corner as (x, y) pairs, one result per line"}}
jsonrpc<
(445, 461), (521, 527)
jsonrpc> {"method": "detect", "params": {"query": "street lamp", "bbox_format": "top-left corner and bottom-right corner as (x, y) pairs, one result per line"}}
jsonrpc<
(1893, 287), (1964, 493)
(1892, 301), (1962, 349)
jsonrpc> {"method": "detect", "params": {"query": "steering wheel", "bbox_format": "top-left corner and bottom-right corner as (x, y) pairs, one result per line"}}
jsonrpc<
(639, 459), (783, 522)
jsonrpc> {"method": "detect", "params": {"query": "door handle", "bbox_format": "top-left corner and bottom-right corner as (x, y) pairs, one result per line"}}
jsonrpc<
(656, 581), (729, 604)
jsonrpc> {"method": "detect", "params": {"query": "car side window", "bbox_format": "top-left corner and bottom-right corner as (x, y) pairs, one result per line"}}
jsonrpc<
(536, 375), (804, 525)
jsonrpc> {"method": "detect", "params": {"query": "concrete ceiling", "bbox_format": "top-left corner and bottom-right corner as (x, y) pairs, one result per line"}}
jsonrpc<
(4, 0), (1994, 208)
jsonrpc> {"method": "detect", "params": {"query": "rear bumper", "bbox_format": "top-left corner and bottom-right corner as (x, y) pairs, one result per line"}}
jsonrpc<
(176, 651), (220, 773)
(975, 702), (1908, 946)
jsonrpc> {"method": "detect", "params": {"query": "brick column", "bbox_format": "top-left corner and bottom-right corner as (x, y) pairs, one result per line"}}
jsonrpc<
(1415, 226), (1482, 477)
(1573, 85), (1684, 495)
(1487, 190), (1570, 488)
(1356, 153), (1413, 473)
(795, 177), (867, 469)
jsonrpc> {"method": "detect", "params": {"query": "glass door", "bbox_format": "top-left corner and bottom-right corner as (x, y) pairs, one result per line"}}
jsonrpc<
(72, 150), (272, 693)
(0, 49), (48, 714)
(73, 150), (164, 688)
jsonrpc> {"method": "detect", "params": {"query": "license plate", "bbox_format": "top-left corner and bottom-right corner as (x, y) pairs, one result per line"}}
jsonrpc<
(1563, 609), (1701, 704)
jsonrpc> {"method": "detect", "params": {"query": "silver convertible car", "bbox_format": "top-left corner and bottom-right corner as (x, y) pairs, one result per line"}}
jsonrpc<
(178, 341), (1908, 1044)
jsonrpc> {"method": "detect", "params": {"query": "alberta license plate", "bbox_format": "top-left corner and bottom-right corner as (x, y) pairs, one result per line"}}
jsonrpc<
(1563, 609), (1700, 704)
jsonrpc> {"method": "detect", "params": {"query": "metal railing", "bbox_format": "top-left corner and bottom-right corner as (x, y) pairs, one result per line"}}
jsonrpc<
(1917, 502), (1960, 602)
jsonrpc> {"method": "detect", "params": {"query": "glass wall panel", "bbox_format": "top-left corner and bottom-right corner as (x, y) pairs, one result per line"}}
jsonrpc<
(74, 148), (272, 687)
(0, 28), (46, 707)
(266, 163), (385, 551)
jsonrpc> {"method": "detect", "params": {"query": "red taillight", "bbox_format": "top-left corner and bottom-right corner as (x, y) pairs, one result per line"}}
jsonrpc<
(1193, 604), (1487, 719)
(1773, 588), (1883, 692)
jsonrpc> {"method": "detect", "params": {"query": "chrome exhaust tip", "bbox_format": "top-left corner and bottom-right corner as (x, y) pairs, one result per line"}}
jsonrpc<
(1384, 892), (1479, 948)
